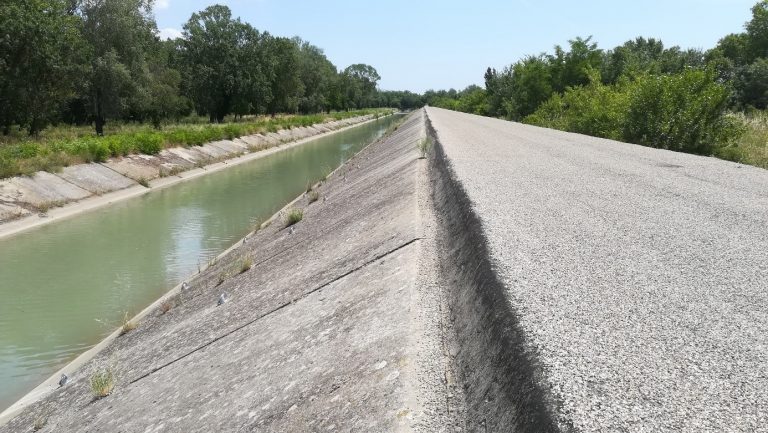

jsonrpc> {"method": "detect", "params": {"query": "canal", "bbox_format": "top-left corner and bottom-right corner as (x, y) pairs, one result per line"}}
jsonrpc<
(0, 114), (403, 411)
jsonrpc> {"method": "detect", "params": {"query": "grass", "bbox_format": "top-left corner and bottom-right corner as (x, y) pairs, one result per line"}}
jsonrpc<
(308, 190), (320, 203)
(32, 412), (49, 431)
(35, 200), (66, 214)
(285, 208), (304, 227)
(714, 112), (768, 169)
(119, 312), (138, 335)
(137, 177), (149, 188)
(0, 109), (393, 180)
(90, 367), (116, 398)
(417, 137), (433, 159)
(240, 256), (253, 274)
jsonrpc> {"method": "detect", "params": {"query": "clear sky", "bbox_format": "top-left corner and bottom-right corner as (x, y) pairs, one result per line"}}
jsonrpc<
(153, 0), (757, 93)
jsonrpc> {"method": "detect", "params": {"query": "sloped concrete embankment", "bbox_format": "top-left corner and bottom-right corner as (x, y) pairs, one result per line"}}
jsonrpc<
(425, 115), (563, 433)
(0, 111), (458, 432)
(0, 115), (376, 231)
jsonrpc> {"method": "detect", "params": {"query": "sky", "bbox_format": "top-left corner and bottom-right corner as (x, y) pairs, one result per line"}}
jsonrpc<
(153, 0), (757, 93)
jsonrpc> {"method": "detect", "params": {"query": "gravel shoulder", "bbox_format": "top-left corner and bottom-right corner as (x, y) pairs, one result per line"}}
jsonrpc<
(425, 107), (768, 432)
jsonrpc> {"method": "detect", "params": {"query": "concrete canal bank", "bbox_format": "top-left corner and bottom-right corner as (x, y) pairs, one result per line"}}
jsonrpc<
(0, 110), (466, 432)
(0, 114), (379, 240)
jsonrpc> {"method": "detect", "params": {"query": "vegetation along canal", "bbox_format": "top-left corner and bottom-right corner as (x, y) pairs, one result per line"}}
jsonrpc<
(0, 114), (403, 412)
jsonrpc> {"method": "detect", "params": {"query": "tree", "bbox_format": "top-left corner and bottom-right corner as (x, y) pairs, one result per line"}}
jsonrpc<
(295, 38), (336, 113)
(549, 36), (603, 92)
(734, 58), (768, 109)
(507, 56), (553, 120)
(78, 0), (161, 134)
(747, 0), (768, 60)
(0, 0), (85, 135)
(265, 37), (303, 115)
(341, 64), (380, 109)
(182, 5), (259, 122)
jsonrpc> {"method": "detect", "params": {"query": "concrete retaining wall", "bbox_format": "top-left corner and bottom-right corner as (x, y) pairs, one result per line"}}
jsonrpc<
(0, 115), (376, 228)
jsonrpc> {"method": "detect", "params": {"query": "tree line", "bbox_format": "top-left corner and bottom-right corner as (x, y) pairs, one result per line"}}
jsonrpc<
(0, 0), (411, 137)
(425, 0), (768, 155)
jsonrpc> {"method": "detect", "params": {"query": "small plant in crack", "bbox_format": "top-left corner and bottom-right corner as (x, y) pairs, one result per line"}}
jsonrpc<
(120, 312), (138, 335)
(285, 208), (304, 227)
(417, 137), (433, 159)
(240, 256), (253, 274)
(90, 366), (116, 399)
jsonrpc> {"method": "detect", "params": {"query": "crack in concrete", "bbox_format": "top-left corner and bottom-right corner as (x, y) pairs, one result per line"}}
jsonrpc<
(128, 236), (424, 386)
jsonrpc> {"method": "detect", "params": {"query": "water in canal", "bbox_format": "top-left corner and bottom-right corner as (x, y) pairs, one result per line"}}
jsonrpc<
(0, 115), (403, 412)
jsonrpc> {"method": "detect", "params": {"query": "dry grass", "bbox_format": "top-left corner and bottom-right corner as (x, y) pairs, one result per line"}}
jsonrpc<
(714, 112), (768, 169)
(308, 190), (320, 203)
(285, 208), (304, 227)
(120, 312), (138, 335)
(240, 256), (253, 274)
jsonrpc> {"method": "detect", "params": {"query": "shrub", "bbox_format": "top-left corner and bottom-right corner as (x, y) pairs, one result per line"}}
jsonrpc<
(623, 69), (742, 154)
(134, 132), (163, 155)
(526, 69), (742, 155)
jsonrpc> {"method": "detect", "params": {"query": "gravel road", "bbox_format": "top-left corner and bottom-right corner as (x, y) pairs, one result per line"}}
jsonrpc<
(426, 107), (768, 432)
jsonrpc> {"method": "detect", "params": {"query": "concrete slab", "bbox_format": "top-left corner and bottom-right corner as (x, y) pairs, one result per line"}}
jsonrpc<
(198, 143), (232, 159)
(0, 203), (30, 221)
(10, 171), (92, 205)
(210, 139), (246, 154)
(102, 156), (161, 181)
(58, 164), (136, 194)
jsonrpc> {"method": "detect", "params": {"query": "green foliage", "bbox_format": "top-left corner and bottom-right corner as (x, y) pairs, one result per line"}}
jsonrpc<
(285, 208), (304, 227)
(714, 111), (768, 168)
(0, 0), (86, 135)
(0, 110), (384, 178)
(525, 71), (629, 140)
(90, 367), (116, 398)
(623, 70), (740, 153)
(527, 69), (741, 155)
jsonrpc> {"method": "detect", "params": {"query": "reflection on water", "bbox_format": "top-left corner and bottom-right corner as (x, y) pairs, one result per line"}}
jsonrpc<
(0, 115), (402, 411)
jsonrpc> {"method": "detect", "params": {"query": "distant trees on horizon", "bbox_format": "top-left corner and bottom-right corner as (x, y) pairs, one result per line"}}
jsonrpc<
(425, 0), (768, 156)
(0, 0), (418, 137)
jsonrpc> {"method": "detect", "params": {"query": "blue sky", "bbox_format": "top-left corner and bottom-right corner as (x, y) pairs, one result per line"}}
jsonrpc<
(153, 0), (757, 93)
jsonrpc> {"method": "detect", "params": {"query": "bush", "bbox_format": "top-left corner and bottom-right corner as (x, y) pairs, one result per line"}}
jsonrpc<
(526, 69), (742, 155)
(134, 132), (163, 155)
(623, 69), (742, 154)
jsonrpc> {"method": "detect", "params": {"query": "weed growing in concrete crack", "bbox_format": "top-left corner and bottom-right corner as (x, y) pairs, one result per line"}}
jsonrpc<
(417, 137), (433, 159)
(32, 411), (50, 431)
(90, 367), (116, 398)
(285, 208), (304, 227)
(217, 272), (229, 286)
(240, 256), (253, 274)
(305, 182), (313, 193)
(137, 177), (149, 187)
(159, 300), (174, 315)
(308, 190), (320, 203)
(119, 312), (138, 335)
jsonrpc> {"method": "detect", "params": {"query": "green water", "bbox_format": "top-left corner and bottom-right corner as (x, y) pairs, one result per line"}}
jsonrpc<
(0, 115), (403, 412)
